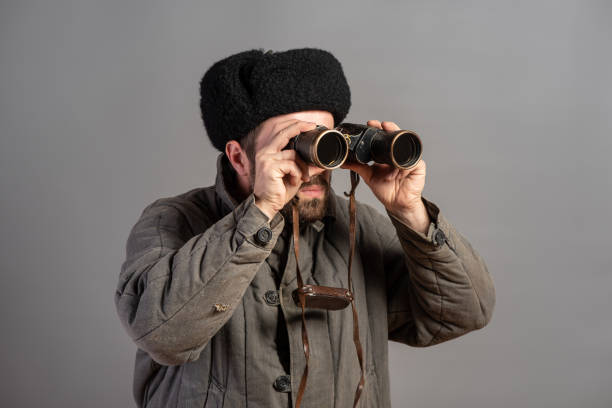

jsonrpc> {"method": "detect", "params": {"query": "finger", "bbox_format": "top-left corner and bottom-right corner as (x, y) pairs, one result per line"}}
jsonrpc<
(382, 166), (400, 181)
(270, 149), (299, 161)
(268, 118), (304, 139)
(381, 121), (400, 131)
(270, 149), (310, 182)
(285, 171), (302, 189)
(276, 159), (303, 184)
(409, 158), (427, 175)
(363, 162), (395, 181)
(254, 119), (299, 150)
(396, 158), (426, 178)
(257, 120), (304, 152)
(257, 120), (299, 153)
(264, 121), (317, 154)
(366, 120), (382, 129)
(293, 155), (311, 182)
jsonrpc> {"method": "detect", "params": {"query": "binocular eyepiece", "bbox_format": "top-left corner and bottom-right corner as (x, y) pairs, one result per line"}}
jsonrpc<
(287, 123), (423, 170)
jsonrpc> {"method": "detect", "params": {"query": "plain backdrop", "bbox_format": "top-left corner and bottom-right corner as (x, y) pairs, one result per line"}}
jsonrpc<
(1, 1), (611, 407)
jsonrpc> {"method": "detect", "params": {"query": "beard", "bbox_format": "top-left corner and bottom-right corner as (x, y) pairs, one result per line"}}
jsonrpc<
(279, 171), (332, 224)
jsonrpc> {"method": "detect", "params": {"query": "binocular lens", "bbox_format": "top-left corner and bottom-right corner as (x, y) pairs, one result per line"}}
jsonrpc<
(391, 131), (422, 169)
(291, 128), (348, 170)
(316, 131), (347, 168)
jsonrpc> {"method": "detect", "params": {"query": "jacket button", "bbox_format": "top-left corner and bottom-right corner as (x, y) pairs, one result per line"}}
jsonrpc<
(273, 374), (291, 393)
(264, 290), (280, 306)
(433, 228), (447, 247)
(255, 226), (273, 245)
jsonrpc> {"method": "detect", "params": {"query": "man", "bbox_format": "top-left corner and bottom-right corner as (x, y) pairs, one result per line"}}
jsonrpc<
(115, 48), (495, 408)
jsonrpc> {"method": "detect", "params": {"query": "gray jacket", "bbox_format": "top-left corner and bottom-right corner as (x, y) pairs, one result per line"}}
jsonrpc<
(115, 154), (495, 408)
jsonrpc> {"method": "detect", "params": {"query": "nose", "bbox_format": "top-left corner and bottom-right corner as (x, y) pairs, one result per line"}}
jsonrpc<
(306, 165), (325, 179)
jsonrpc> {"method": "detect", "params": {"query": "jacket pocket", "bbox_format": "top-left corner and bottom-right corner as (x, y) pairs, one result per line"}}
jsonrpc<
(203, 376), (225, 408)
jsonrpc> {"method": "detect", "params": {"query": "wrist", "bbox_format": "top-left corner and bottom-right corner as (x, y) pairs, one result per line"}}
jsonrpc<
(387, 199), (430, 234)
(254, 197), (278, 221)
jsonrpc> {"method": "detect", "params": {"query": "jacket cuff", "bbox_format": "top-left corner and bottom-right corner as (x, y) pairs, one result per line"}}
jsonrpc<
(234, 194), (285, 250)
(386, 196), (455, 255)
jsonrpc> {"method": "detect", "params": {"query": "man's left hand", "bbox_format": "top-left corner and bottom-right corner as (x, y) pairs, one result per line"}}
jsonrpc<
(340, 120), (431, 234)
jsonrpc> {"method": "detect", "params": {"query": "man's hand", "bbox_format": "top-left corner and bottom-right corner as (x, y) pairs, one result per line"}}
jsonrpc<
(252, 119), (315, 220)
(341, 120), (431, 234)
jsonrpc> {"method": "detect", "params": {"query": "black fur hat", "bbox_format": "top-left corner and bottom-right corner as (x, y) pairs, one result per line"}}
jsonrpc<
(200, 48), (351, 151)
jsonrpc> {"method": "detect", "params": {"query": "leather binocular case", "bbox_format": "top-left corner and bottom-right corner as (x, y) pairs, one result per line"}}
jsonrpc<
(292, 284), (353, 310)
(287, 123), (423, 170)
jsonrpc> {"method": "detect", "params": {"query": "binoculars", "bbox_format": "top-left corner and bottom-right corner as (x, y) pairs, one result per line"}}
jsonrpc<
(287, 123), (423, 170)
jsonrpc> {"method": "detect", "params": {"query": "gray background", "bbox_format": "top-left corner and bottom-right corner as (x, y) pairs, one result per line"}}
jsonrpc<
(1, 0), (610, 407)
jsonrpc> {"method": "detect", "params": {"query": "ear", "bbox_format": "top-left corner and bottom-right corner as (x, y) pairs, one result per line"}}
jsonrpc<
(225, 140), (250, 177)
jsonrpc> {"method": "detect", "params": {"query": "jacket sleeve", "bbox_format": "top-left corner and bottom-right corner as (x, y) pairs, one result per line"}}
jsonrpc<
(374, 196), (495, 347)
(115, 193), (284, 366)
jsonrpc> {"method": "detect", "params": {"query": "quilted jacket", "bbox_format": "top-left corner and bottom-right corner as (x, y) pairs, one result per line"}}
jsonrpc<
(115, 154), (495, 407)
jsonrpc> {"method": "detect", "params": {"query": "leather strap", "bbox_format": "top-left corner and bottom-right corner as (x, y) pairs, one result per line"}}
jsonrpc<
(346, 171), (365, 407)
(292, 203), (310, 408)
(292, 170), (365, 408)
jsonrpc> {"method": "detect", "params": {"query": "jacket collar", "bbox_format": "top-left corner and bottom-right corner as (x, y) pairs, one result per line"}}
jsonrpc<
(214, 153), (338, 228)
(214, 153), (240, 214)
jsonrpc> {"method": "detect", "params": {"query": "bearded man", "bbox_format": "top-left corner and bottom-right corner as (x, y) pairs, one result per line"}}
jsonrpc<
(115, 47), (495, 408)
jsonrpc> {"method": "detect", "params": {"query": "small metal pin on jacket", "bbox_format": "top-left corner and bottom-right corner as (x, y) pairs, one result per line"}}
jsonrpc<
(213, 303), (230, 312)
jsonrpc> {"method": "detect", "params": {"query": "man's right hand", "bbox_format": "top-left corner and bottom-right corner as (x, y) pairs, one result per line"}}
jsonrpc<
(252, 120), (317, 220)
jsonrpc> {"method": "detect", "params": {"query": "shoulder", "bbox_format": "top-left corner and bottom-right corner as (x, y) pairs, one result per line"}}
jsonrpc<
(134, 186), (219, 238)
(144, 186), (214, 213)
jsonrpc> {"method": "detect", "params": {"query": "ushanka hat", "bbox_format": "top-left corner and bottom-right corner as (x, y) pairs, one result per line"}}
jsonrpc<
(200, 47), (351, 151)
